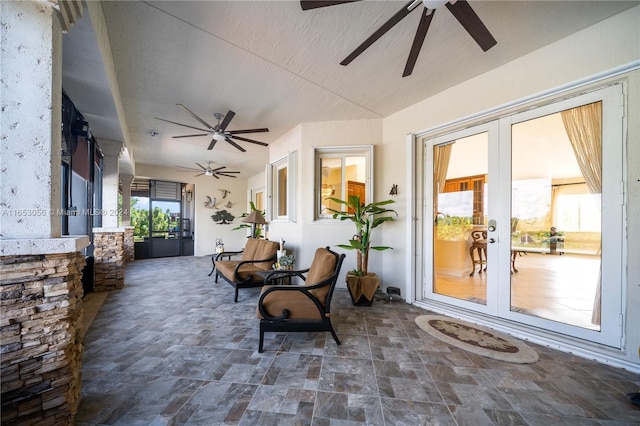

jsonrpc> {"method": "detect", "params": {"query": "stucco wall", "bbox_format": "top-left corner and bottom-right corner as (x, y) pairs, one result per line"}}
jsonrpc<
(134, 164), (249, 256)
(264, 119), (383, 287)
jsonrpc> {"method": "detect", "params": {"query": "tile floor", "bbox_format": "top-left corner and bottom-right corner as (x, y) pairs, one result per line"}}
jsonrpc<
(77, 256), (640, 425)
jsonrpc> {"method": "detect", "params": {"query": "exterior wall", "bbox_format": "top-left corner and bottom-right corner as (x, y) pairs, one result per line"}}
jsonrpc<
(264, 119), (384, 288)
(1, 252), (86, 425)
(381, 6), (639, 368)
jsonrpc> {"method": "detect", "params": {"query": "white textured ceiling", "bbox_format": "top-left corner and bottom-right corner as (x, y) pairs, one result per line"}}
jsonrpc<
(61, 1), (638, 179)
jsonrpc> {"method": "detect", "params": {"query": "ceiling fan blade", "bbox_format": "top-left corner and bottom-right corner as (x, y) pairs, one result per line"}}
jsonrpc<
(155, 117), (210, 133)
(195, 163), (207, 170)
(446, 0), (497, 52)
(225, 137), (247, 153)
(217, 171), (240, 174)
(207, 138), (218, 150)
(216, 173), (238, 178)
(341, 0), (416, 66)
(300, 0), (361, 11)
(403, 8), (434, 77)
(172, 134), (208, 139)
(194, 173), (205, 177)
(212, 174), (220, 179)
(218, 110), (236, 132)
(211, 166), (226, 172)
(176, 103), (215, 129)
(227, 128), (269, 135)
(230, 135), (268, 147)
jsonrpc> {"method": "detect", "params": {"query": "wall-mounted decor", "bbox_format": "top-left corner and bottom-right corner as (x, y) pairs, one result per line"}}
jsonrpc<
(211, 210), (235, 224)
(204, 196), (218, 209)
(219, 189), (231, 198)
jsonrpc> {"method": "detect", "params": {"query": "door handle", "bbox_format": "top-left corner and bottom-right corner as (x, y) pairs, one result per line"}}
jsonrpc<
(488, 238), (496, 243)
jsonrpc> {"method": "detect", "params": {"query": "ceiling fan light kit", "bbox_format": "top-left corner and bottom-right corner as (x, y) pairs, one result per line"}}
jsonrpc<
(422, 0), (448, 10)
(176, 161), (240, 179)
(303, 0), (497, 77)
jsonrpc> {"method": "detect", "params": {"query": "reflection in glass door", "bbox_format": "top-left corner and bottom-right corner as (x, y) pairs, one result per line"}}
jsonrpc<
(510, 104), (602, 330)
(432, 130), (490, 306)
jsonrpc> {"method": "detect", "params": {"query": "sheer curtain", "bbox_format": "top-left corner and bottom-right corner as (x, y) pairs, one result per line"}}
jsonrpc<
(560, 101), (602, 325)
(433, 143), (453, 214)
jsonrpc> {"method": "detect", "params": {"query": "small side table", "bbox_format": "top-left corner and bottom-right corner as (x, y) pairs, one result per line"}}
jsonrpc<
(255, 269), (294, 286)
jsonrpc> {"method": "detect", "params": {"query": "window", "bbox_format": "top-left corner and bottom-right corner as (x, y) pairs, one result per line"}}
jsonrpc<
(314, 145), (373, 219)
(267, 151), (296, 221)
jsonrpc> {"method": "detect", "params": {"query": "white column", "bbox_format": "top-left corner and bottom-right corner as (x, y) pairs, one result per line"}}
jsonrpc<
(0, 1), (62, 239)
(120, 174), (134, 226)
(99, 140), (123, 228)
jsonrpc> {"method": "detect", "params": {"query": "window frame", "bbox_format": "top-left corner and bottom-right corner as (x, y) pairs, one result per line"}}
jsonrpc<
(313, 145), (374, 221)
(266, 151), (297, 222)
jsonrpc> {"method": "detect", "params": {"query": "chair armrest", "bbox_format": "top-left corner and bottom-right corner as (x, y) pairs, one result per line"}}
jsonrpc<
(214, 250), (242, 261)
(257, 284), (324, 321)
(234, 256), (276, 270)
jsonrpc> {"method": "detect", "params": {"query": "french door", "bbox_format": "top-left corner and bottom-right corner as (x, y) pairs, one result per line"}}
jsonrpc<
(423, 85), (623, 347)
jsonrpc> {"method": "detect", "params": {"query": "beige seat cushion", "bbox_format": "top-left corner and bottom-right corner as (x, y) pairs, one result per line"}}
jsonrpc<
(305, 248), (338, 305)
(216, 261), (261, 282)
(255, 240), (279, 270)
(258, 288), (324, 320)
(220, 238), (278, 277)
(257, 248), (338, 320)
(241, 238), (261, 261)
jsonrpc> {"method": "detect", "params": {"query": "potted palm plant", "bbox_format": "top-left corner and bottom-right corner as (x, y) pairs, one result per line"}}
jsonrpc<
(326, 195), (397, 305)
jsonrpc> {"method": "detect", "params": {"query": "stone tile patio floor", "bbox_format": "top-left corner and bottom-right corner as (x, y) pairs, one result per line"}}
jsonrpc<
(77, 256), (640, 425)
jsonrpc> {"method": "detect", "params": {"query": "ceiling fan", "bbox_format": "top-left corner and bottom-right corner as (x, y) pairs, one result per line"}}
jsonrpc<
(155, 104), (269, 152)
(176, 161), (240, 179)
(301, 0), (497, 77)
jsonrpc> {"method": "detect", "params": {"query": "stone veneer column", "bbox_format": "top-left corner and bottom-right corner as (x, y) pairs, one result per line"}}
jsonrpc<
(0, 238), (90, 425)
(120, 175), (135, 262)
(92, 228), (125, 291)
(123, 226), (135, 263)
(1, 2), (88, 424)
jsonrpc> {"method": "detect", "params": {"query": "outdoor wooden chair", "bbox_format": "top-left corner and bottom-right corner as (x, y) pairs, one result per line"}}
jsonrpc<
(256, 247), (345, 353)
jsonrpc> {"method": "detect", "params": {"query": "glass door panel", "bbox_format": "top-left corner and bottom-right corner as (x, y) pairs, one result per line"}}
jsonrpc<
(432, 131), (489, 306)
(510, 106), (602, 330)
(499, 84), (623, 347)
(150, 200), (181, 258)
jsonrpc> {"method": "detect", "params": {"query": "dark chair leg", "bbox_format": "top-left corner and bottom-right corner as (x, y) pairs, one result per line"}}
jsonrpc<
(234, 288), (239, 303)
(329, 328), (341, 346)
(258, 325), (265, 353)
(208, 255), (216, 276)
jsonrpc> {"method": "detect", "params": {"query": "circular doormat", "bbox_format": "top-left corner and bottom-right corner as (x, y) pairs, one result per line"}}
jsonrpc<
(415, 315), (539, 364)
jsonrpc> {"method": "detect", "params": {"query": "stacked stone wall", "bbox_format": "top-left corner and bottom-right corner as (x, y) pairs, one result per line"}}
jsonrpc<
(93, 231), (124, 292)
(0, 252), (85, 425)
(123, 227), (134, 263)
